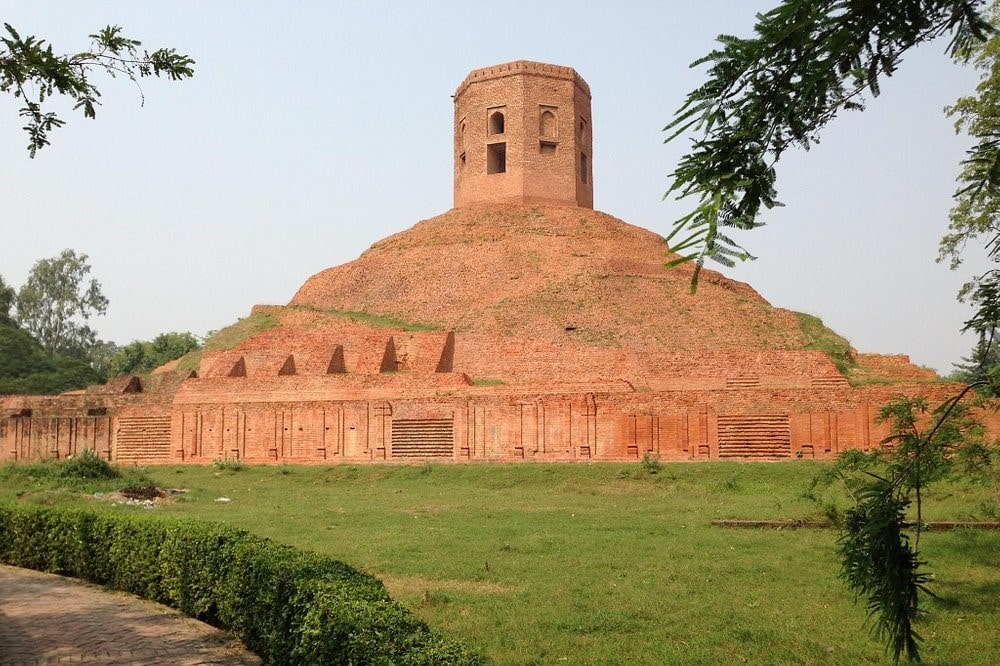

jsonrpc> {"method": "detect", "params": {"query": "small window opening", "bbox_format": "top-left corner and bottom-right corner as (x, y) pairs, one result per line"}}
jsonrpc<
(540, 141), (556, 155)
(87, 407), (108, 417)
(460, 151), (466, 168)
(580, 153), (589, 184)
(16, 408), (32, 417)
(489, 110), (505, 135)
(579, 118), (587, 139)
(487, 142), (507, 174)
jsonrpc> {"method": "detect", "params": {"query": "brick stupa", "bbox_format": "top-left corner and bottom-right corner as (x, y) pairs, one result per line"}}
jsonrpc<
(2, 61), (978, 466)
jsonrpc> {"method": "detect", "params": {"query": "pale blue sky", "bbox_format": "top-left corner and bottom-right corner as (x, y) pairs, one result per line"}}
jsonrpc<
(0, 1), (989, 373)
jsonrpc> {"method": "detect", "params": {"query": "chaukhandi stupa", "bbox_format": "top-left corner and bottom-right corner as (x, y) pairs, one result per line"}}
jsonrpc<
(2, 61), (982, 465)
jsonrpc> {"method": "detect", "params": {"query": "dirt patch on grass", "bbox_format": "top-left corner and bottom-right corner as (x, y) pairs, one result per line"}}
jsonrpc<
(121, 485), (165, 500)
(94, 487), (187, 507)
(377, 573), (513, 597)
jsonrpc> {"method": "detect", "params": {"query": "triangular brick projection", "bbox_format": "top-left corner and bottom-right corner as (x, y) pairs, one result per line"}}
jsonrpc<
(436, 332), (455, 373)
(327, 346), (347, 374)
(278, 355), (297, 376)
(229, 357), (247, 378)
(88, 376), (142, 395)
(380, 337), (398, 373)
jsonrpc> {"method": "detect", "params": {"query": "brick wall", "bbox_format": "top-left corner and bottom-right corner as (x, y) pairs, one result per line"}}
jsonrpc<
(4, 376), (996, 466)
(3, 328), (979, 467)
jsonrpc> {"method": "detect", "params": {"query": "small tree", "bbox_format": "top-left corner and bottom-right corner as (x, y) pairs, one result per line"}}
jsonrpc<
(15, 249), (109, 358)
(949, 328), (1000, 395)
(806, 391), (996, 664)
(0, 274), (14, 324)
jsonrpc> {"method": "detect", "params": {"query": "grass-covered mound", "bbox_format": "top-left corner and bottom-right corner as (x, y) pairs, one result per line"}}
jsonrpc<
(174, 311), (278, 373)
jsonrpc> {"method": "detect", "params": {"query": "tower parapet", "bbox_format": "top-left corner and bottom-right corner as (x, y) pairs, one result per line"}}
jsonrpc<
(454, 60), (593, 208)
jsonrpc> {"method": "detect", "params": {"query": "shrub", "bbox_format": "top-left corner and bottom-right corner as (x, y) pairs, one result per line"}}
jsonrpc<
(0, 503), (482, 665)
(213, 457), (246, 472)
(640, 451), (662, 475)
(60, 449), (119, 481)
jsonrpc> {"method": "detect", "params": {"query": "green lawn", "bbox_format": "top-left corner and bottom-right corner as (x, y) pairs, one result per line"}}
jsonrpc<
(3, 460), (998, 665)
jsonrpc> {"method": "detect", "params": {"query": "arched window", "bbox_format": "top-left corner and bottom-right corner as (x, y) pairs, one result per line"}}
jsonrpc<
(540, 110), (556, 138)
(489, 110), (505, 135)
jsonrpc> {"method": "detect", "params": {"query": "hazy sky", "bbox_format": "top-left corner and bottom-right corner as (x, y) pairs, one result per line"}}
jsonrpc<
(0, 1), (990, 373)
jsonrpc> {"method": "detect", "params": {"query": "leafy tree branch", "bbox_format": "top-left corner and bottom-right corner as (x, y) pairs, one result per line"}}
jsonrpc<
(0, 23), (194, 156)
(669, 2), (1000, 662)
(664, 0), (992, 288)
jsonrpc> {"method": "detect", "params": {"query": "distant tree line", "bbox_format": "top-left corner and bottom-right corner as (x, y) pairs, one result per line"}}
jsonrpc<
(0, 250), (199, 395)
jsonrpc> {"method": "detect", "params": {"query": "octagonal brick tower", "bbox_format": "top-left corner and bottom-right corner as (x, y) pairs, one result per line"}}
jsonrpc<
(454, 60), (593, 208)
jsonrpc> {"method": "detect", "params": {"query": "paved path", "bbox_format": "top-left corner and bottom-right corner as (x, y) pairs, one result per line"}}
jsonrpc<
(0, 565), (261, 666)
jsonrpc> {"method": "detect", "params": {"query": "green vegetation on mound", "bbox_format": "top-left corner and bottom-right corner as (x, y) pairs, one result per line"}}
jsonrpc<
(794, 311), (856, 375)
(288, 304), (439, 332)
(2, 460), (996, 665)
(175, 312), (278, 373)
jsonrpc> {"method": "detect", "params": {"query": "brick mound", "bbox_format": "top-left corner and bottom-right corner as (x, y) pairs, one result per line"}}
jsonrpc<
(291, 206), (810, 353)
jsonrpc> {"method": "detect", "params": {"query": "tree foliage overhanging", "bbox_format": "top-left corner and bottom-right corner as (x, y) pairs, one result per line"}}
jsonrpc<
(665, 0), (992, 284)
(0, 22), (194, 156)
(666, 1), (1000, 663)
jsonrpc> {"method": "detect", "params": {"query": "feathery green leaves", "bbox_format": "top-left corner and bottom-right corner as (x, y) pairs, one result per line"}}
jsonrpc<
(665, 0), (993, 289)
(839, 484), (931, 665)
(0, 23), (194, 156)
(830, 390), (994, 664)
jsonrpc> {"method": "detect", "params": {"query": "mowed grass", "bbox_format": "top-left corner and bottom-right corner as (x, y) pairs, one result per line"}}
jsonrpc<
(3, 461), (998, 665)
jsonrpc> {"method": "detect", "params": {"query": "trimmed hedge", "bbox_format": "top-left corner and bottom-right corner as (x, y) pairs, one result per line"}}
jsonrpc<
(0, 503), (483, 665)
